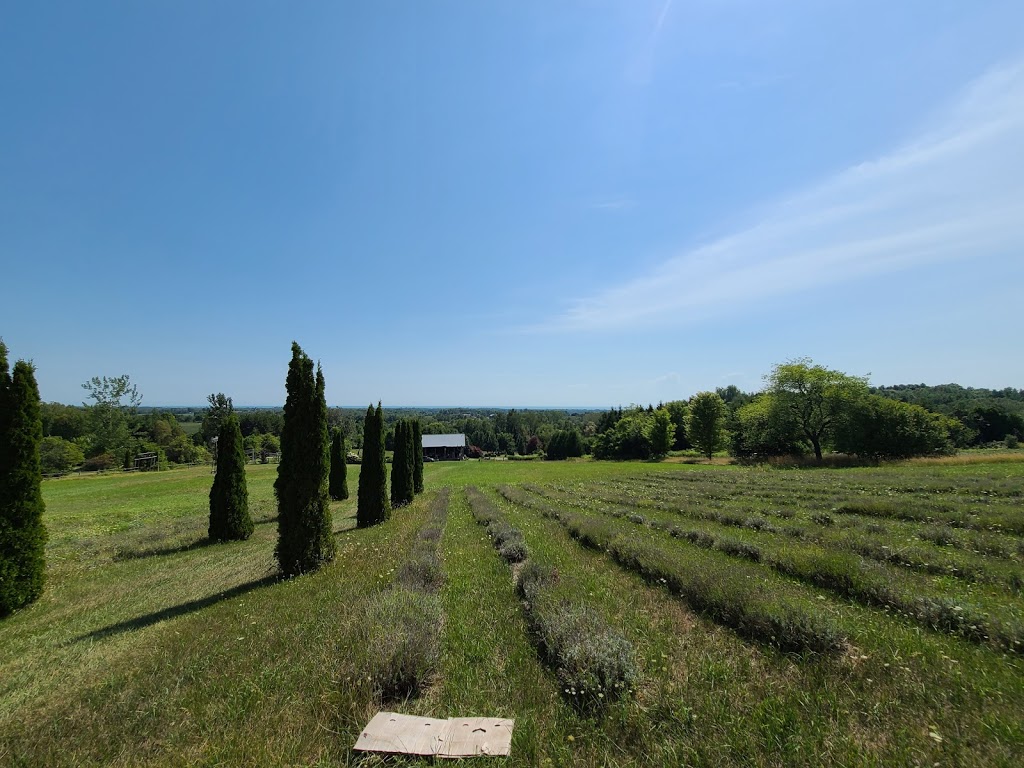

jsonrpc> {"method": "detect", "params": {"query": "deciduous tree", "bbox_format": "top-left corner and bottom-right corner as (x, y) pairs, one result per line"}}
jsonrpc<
(764, 359), (868, 462)
(687, 392), (727, 460)
(650, 408), (674, 458)
(81, 374), (142, 458)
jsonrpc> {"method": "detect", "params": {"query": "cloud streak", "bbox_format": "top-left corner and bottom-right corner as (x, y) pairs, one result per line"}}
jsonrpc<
(542, 59), (1024, 332)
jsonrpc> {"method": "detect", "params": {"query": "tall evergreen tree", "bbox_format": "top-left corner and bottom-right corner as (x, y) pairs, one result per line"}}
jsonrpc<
(357, 402), (390, 527)
(0, 342), (48, 616)
(390, 419), (415, 507)
(328, 427), (349, 500)
(390, 420), (405, 507)
(208, 413), (252, 542)
(405, 418), (416, 495)
(274, 343), (335, 576)
(412, 419), (424, 494)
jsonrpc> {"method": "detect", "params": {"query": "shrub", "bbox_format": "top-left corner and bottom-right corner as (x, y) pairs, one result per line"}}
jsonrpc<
(81, 452), (117, 472)
(396, 550), (444, 593)
(38, 436), (84, 475)
(498, 537), (528, 564)
(517, 561), (557, 603)
(357, 588), (442, 701)
(718, 538), (762, 562)
(532, 598), (638, 705)
(918, 526), (958, 548)
(1005, 434), (1019, 449)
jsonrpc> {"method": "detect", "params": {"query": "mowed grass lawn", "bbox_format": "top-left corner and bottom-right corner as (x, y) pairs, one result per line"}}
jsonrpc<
(1, 458), (1022, 766)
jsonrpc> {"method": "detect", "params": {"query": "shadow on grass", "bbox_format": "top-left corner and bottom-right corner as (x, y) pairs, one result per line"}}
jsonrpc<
(113, 517), (279, 562)
(113, 537), (217, 562)
(75, 573), (280, 642)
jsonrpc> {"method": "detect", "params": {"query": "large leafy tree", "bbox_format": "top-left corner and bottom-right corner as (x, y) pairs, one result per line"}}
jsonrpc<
(81, 374), (142, 458)
(209, 413), (252, 542)
(0, 341), (48, 615)
(201, 393), (233, 444)
(764, 358), (868, 462)
(328, 428), (349, 501)
(649, 408), (674, 458)
(274, 343), (335, 575)
(357, 402), (390, 527)
(833, 395), (955, 459)
(687, 392), (727, 460)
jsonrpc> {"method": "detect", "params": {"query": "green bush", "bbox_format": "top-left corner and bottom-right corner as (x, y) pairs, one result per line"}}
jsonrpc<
(532, 598), (638, 705)
(357, 588), (442, 701)
(38, 436), (84, 475)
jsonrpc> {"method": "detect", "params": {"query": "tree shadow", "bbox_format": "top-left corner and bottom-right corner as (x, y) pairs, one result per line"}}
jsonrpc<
(113, 537), (217, 562)
(74, 573), (280, 643)
(113, 516), (279, 562)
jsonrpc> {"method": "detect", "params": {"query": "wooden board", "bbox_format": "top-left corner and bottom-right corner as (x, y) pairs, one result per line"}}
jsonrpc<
(354, 711), (514, 758)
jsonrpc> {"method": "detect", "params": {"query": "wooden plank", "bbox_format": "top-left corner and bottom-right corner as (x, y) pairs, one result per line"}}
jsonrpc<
(353, 712), (514, 758)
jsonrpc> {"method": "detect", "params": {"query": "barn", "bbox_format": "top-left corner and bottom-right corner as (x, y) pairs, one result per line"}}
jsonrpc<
(422, 433), (467, 461)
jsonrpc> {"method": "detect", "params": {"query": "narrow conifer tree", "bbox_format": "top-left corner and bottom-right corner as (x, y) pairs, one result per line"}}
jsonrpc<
(412, 419), (424, 494)
(356, 405), (375, 527)
(0, 342), (48, 616)
(390, 420), (405, 507)
(401, 421), (413, 499)
(209, 413), (252, 542)
(357, 402), (390, 526)
(390, 419), (415, 507)
(274, 343), (335, 575)
(328, 427), (348, 500)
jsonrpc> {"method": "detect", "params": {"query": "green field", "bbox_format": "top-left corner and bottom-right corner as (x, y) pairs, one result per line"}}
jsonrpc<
(2, 459), (1023, 766)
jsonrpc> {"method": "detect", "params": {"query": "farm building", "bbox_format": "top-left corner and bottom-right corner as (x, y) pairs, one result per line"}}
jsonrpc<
(422, 433), (467, 461)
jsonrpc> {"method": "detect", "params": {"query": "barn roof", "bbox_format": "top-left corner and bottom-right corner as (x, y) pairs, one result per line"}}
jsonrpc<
(422, 433), (466, 449)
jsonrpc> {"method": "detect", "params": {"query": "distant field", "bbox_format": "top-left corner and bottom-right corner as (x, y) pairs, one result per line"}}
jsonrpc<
(1, 459), (1022, 765)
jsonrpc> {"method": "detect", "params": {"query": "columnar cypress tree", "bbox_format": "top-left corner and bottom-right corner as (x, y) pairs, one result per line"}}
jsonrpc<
(357, 402), (390, 527)
(404, 420), (414, 497)
(390, 419), (415, 507)
(390, 420), (405, 507)
(208, 413), (252, 542)
(328, 428), (349, 501)
(412, 419), (424, 494)
(0, 342), (48, 616)
(274, 343), (335, 576)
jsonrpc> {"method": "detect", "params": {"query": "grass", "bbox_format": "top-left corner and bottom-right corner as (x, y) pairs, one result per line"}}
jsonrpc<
(0, 458), (1022, 765)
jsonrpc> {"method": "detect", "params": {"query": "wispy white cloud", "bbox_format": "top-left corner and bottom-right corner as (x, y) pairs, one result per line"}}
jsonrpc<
(625, 0), (674, 84)
(590, 198), (637, 210)
(541, 59), (1024, 332)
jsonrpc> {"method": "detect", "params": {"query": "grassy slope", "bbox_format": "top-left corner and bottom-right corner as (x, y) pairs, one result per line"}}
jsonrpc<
(0, 458), (1022, 765)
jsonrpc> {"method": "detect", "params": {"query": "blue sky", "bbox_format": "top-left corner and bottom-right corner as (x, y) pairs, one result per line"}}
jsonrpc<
(2, 1), (1022, 407)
